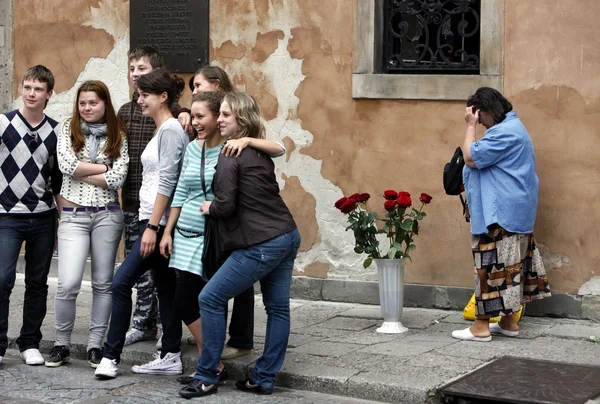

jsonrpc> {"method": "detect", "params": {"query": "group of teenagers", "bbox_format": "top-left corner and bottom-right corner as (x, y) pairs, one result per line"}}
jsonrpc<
(0, 45), (300, 399)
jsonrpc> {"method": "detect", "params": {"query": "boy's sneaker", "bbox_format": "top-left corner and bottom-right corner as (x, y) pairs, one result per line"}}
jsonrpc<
(131, 351), (182, 375)
(45, 345), (70, 367)
(20, 348), (44, 365)
(88, 348), (103, 368)
(124, 328), (156, 346)
(221, 346), (252, 360)
(95, 357), (119, 379)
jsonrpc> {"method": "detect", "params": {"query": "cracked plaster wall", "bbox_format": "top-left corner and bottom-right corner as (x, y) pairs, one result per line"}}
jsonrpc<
(0, 0), (13, 112)
(8, 0), (600, 294)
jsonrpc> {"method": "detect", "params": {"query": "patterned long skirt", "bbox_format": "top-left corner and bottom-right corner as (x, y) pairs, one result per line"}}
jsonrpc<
(472, 225), (551, 320)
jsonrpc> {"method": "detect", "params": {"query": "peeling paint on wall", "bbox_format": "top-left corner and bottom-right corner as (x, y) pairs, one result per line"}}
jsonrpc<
(579, 277), (600, 296)
(537, 243), (572, 270)
(9, 0), (600, 294)
(13, 0), (130, 122)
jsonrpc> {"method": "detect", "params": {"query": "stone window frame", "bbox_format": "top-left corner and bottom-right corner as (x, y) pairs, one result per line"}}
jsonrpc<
(353, 0), (505, 100)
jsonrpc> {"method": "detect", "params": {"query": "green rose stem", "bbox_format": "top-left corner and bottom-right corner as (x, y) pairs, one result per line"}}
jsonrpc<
(336, 192), (431, 268)
(402, 202), (426, 259)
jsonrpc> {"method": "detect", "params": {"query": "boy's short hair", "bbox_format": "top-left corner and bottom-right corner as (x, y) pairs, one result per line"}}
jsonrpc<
(127, 46), (165, 69)
(22, 65), (55, 92)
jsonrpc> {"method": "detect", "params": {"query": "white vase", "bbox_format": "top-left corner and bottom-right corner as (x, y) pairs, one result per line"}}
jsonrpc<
(374, 258), (408, 334)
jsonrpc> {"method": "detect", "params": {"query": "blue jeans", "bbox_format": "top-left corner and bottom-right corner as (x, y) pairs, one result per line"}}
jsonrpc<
(194, 228), (301, 389)
(103, 220), (181, 362)
(0, 212), (56, 356)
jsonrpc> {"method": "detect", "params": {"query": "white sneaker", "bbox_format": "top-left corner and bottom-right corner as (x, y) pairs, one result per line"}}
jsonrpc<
(124, 328), (156, 346)
(95, 357), (119, 379)
(20, 348), (45, 365)
(131, 352), (182, 375)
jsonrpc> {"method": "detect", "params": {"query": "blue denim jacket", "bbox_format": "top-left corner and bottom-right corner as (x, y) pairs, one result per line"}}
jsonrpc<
(463, 111), (539, 235)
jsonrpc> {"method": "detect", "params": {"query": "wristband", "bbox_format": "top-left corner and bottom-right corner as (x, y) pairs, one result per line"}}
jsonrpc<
(146, 223), (160, 231)
(104, 163), (109, 173)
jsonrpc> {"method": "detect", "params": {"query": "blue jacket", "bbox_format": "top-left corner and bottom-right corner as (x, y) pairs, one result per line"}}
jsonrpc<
(463, 111), (539, 235)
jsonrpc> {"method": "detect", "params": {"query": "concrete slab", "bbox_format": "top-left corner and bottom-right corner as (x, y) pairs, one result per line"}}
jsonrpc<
(526, 293), (582, 318)
(356, 338), (438, 359)
(347, 371), (433, 404)
(399, 308), (451, 329)
(277, 360), (358, 397)
(289, 276), (323, 301)
(322, 279), (379, 305)
(325, 326), (401, 346)
(286, 332), (321, 349)
(291, 340), (364, 358)
(7, 276), (600, 404)
(544, 323), (600, 341)
(290, 323), (351, 338)
(317, 317), (379, 331)
(582, 295), (600, 322)
(337, 305), (382, 319)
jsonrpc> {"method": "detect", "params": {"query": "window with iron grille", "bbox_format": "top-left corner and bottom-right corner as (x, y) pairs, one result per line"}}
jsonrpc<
(384, 0), (481, 74)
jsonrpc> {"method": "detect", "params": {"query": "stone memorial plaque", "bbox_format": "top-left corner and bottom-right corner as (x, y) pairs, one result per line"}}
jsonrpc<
(130, 0), (209, 73)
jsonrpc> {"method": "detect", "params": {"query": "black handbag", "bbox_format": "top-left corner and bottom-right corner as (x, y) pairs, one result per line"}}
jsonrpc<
(200, 143), (229, 279)
(443, 146), (470, 222)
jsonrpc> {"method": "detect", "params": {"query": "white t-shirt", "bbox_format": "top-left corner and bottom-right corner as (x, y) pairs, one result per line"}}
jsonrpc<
(139, 136), (167, 225)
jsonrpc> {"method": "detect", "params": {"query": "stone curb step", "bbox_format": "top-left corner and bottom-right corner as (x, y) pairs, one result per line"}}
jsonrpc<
(6, 337), (407, 403)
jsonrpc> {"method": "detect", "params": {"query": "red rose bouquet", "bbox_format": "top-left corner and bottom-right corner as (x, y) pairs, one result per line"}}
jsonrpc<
(334, 191), (432, 268)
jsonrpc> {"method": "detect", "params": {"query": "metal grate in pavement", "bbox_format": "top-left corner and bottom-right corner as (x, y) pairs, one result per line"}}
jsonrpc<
(438, 356), (600, 404)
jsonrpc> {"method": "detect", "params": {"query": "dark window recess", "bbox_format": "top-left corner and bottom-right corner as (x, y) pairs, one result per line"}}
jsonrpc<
(383, 0), (481, 74)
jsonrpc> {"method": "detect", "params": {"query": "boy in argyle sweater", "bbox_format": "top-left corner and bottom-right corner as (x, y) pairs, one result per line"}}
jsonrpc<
(0, 65), (63, 366)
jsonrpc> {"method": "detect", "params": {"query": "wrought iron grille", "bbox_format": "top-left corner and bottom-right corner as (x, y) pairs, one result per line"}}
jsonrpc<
(383, 0), (481, 74)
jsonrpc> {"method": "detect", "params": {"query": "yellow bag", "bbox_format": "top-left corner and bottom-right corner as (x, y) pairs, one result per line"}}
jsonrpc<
(462, 293), (524, 323)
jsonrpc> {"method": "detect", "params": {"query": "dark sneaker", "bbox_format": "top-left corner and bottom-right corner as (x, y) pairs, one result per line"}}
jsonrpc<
(235, 379), (273, 395)
(88, 348), (103, 368)
(179, 379), (218, 399)
(45, 345), (70, 367)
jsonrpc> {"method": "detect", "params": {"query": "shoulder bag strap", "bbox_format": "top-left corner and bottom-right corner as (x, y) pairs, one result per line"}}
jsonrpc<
(200, 141), (207, 197)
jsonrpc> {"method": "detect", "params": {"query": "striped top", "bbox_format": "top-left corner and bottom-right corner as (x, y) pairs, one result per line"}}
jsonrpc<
(169, 140), (220, 276)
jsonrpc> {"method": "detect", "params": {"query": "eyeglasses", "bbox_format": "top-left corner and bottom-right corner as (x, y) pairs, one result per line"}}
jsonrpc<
(27, 131), (39, 152)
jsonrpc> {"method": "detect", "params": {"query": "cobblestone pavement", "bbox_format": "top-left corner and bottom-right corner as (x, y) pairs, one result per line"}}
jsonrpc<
(0, 350), (378, 404)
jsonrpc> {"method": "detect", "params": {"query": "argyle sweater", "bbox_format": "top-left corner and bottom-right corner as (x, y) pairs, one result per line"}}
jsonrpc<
(0, 109), (62, 214)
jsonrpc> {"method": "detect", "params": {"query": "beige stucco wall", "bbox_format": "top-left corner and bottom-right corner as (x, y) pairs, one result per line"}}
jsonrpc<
(9, 0), (600, 295)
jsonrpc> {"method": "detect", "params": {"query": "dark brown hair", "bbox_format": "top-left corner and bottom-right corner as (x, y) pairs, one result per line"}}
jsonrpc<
(127, 46), (165, 69)
(22, 65), (55, 91)
(467, 87), (513, 125)
(136, 69), (185, 109)
(192, 92), (225, 117)
(189, 65), (235, 93)
(69, 80), (125, 160)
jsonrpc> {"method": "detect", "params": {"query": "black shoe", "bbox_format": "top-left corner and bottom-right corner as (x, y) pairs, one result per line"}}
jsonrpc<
(87, 348), (103, 368)
(177, 367), (228, 385)
(45, 345), (71, 367)
(235, 378), (273, 395)
(178, 379), (218, 399)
